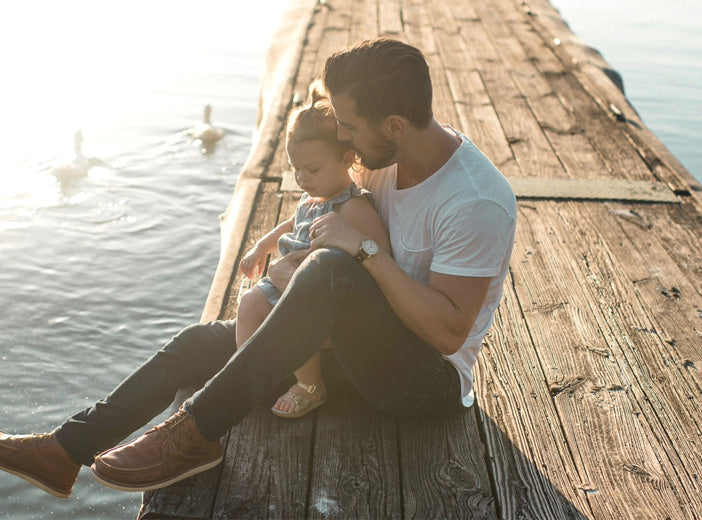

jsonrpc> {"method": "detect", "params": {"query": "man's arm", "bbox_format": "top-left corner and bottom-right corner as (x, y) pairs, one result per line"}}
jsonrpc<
(363, 251), (491, 355)
(309, 212), (492, 355)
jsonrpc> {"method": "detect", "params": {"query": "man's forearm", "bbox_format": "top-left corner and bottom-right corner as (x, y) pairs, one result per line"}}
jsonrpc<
(361, 251), (478, 355)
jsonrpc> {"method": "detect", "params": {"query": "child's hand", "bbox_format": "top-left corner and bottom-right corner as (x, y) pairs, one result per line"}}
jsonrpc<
(240, 245), (267, 279)
(268, 249), (309, 291)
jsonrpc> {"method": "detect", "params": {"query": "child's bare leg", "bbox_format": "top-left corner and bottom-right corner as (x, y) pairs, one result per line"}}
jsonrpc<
(236, 288), (273, 348)
(272, 340), (330, 415)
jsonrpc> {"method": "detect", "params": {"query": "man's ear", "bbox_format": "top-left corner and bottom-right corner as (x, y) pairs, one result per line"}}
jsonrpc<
(383, 115), (406, 138)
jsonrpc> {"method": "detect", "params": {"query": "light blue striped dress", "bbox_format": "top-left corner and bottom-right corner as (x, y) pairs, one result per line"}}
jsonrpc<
(255, 181), (368, 305)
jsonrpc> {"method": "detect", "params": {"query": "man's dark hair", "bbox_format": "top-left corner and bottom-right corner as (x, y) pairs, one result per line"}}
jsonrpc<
(323, 38), (433, 129)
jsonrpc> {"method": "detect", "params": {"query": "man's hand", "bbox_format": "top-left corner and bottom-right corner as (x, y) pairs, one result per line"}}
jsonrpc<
(268, 249), (310, 291)
(309, 212), (364, 256)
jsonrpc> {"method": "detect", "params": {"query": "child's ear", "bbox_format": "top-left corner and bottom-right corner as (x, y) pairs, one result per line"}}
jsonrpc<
(343, 149), (356, 167)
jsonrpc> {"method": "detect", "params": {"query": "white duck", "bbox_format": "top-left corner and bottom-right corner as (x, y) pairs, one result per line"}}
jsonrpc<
(190, 104), (224, 146)
(50, 130), (102, 181)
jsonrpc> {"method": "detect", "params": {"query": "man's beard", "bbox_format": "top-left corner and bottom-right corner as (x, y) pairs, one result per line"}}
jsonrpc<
(355, 131), (397, 170)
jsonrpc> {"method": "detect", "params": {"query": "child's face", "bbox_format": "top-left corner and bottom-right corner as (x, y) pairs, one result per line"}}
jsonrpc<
(287, 140), (352, 200)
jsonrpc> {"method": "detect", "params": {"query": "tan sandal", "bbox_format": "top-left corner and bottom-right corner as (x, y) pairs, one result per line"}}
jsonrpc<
(271, 382), (327, 419)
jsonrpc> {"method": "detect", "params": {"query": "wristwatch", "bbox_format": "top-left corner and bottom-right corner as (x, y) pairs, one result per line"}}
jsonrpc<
(355, 239), (379, 263)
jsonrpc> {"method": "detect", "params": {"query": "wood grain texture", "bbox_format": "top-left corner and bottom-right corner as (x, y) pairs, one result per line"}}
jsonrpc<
(511, 201), (692, 519)
(477, 282), (592, 519)
(211, 406), (314, 519)
(350, 0), (379, 42)
(398, 409), (496, 519)
(379, 0), (403, 36)
(308, 356), (401, 519)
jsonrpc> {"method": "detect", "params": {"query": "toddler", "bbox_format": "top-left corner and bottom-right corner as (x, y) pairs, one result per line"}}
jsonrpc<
(237, 82), (390, 418)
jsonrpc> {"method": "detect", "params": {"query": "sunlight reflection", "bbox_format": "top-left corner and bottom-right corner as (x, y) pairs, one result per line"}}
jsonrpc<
(0, 0), (288, 204)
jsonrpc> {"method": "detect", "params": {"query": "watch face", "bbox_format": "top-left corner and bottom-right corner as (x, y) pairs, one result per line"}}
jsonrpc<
(362, 239), (378, 256)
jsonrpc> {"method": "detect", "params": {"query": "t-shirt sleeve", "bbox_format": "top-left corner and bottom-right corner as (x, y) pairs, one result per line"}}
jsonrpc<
(430, 199), (515, 277)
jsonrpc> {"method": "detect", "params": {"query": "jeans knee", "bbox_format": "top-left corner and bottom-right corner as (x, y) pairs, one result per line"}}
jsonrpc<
(170, 322), (209, 347)
(297, 247), (356, 281)
(165, 321), (235, 357)
(161, 321), (237, 380)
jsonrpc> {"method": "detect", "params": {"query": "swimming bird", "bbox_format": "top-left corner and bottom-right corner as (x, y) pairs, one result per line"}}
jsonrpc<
(190, 104), (224, 146)
(50, 130), (103, 181)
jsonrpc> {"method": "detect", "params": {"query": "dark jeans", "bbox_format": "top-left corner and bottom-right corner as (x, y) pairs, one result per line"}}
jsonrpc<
(54, 248), (461, 466)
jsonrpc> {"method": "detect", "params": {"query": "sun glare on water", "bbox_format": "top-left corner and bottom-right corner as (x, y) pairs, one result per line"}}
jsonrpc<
(0, 0), (287, 205)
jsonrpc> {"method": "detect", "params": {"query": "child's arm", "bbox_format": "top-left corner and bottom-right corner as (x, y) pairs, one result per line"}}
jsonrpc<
(240, 216), (294, 278)
(334, 196), (391, 256)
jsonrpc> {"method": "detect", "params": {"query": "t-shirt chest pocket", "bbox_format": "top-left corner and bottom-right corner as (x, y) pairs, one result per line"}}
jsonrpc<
(395, 231), (433, 283)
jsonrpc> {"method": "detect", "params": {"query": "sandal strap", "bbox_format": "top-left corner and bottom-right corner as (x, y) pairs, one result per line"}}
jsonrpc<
(295, 382), (318, 394)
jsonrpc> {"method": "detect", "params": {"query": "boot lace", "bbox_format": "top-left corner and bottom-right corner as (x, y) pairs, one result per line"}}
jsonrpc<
(148, 408), (188, 437)
(18, 432), (53, 445)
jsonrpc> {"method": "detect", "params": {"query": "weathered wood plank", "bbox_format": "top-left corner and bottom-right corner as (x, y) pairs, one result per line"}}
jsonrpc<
(640, 201), (702, 296)
(430, 8), (520, 176)
(308, 354), (401, 519)
(350, 0), (379, 42)
(292, 2), (328, 101)
(311, 0), (354, 80)
(469, 0), (608, 180)
(498, 0), (654, 183)
(405, 0), (461, 130)
(212, 406), (315, 519)
(566, 203), (701, 506)
(379, 0), (403, 36)
(448, 1), (565, 179)
(477, 281), (593, 519)
(590, 202), (702, 388)
(397, 408), (497, 519)
(559, 202), (702, 511)
(470, 5), (702, 514)
(511, 201), (692, 519)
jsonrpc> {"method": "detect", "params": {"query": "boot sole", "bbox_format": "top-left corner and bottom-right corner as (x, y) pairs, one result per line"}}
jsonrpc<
(0, 463), (71, 498)
(89, 454), (224, 492)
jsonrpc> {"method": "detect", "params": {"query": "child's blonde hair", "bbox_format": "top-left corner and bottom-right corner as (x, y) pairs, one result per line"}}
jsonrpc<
(286, 80), (352, 159)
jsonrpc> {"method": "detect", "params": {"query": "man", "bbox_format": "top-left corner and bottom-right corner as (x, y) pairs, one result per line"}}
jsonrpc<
(0, 38), (516, 497)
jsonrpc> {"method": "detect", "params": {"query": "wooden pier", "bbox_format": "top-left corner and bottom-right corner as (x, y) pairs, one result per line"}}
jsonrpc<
(138, 0), (702, 518)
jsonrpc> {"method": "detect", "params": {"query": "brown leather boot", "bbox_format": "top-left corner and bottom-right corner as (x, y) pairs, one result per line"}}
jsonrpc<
(0, 431), (81, 498)
(90, 408), (223, 492)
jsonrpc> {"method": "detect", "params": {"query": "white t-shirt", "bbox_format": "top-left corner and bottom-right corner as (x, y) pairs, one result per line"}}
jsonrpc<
(353, 128), (517, 407)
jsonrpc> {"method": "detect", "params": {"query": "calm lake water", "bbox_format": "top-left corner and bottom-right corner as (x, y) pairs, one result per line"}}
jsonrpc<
(0, 1), (286, 518)
(0, 1), (699, 518)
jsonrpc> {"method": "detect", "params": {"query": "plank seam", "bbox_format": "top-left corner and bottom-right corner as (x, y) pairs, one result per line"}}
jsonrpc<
(505, 265), (595, 513)
(471, 403), (504, 519)
(579, 203), (702, 507)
